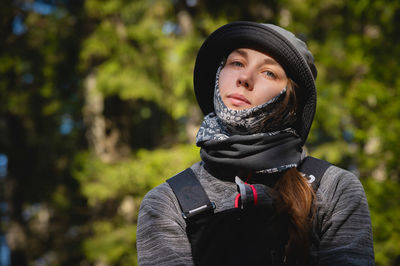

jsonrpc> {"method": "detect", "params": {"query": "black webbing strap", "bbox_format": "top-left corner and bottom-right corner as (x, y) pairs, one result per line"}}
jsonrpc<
(298, 156), (332, 190)
(167, 168), (215, 219)
(297, 156), (331, 251)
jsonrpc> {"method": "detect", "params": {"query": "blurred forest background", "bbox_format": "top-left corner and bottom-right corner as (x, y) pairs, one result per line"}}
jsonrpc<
(1, 0), (400, 265)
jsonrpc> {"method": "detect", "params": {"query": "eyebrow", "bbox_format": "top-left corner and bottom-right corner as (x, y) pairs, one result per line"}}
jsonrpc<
(262, 57), (280, 66)
(231, 49), (280, 66)
(232, 49), (248, 57)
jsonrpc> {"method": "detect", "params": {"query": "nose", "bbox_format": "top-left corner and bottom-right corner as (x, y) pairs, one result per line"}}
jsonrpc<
(236, 71), (253, 90)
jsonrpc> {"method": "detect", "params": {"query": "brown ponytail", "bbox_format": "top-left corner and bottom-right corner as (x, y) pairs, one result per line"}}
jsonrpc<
(268, 78), (315, 264)
(274, 168), (315, 265)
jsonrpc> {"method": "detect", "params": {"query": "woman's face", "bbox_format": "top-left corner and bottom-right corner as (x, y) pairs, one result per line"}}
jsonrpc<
(219, 48), (288, 110)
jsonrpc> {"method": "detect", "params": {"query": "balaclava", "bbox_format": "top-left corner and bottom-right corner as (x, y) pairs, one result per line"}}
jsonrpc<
(196, 61), (302, 175)
(194, 22), (317, 146)
(193, 22), (317, 176)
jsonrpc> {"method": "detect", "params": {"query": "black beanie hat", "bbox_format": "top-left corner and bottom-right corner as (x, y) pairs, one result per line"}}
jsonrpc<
(193, 21), (317, 146)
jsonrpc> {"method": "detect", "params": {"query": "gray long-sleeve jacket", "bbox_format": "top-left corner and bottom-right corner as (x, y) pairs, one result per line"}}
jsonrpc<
(137, 161), (374, 265)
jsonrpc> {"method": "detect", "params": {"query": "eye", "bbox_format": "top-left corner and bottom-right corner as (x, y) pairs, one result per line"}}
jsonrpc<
(231, 61), (244, 67)
(263, 70), (276, 79)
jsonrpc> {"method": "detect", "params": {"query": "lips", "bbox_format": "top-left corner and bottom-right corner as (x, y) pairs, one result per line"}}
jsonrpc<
(227, 93), (251, 106)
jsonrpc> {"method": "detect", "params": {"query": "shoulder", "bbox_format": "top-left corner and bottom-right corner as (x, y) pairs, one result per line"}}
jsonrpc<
(317, 164), (365, 202)
(137, 167), (198, 265)
(138, 181), (182, 231)
(315, 163), (372, 237)
(313, 164), (374, 264)
(138, 166), (200, 235)
(138, 181), (183, 226)
(139, 162), (205, 215)
(312, 160), (371, 230)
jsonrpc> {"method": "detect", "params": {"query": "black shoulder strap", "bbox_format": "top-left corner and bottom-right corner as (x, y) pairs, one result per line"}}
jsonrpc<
(298, 156), (331, 251)
(298, 156), (332, 191)
(166, 168), (215, 219)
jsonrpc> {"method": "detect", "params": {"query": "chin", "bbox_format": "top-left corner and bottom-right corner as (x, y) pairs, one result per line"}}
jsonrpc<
(230, 105), (248, 110)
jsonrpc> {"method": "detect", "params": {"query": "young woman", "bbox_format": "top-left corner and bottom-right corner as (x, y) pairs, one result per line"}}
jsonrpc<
(137, 22), (374, 266)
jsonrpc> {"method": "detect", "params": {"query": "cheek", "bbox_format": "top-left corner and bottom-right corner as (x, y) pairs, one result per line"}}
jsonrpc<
(254, 83), (285, 104)
(218, 69), (232, 95)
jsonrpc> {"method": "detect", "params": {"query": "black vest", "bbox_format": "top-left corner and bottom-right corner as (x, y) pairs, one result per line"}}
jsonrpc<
(167, 156), (331, 266)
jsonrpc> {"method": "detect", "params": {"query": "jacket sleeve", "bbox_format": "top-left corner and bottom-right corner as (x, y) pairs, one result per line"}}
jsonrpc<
(137, 183), (194, 266)
(316, 166), (374, 266)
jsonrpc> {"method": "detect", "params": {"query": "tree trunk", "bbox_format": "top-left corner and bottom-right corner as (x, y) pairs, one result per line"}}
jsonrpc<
(83, 71), (120, 162)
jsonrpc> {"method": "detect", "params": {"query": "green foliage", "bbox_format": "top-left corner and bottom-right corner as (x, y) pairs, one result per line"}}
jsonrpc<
(80, 0), (200, 118)
(74, 145), (200, 205)
(363, 179), (400, 266)
(73, 145), (200, 265)
(83, 223), (138, 266)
